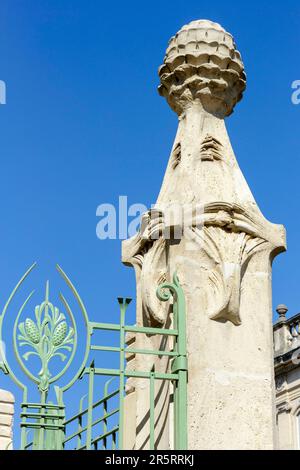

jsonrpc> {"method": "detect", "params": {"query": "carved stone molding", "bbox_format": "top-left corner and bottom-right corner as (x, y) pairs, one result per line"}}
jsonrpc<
(277, 402), (292, 415)
(200, 135), (223, 161)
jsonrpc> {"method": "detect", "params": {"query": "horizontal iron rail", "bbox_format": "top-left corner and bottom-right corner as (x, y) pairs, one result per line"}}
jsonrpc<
(21, 403), (65, 410)
(91, 345), (178, 357)
(90, 322), (178, 336)
(126, 326), (178, 336)
(91, 426), (119, 446)
(24, 443), (33, 450)
(89, 322), (120, 331)
(83, 367), (178, 381)
(90, 346), (119, 352)
(77, 426), (119, 450)
(64, 389), (119, 425)
(126, 348), (177, 357)
(63, 408), (119, 444)
(20, 422), (65, 430)
(90, 408), (118, 430)
(126, 370), (178, 380)
(20, 412), (65, 419)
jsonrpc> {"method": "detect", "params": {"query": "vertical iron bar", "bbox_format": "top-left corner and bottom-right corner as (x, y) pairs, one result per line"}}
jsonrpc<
(86, 363), (95, 450)
(118, 299), (125, 450)
(117, 298), (131, 450)
(55, 387), (65, 450)
(38, 391), (47, 450)
(173, 300), (179, 450)
(103, 398), (107, 450)
(20, 389), (28, 450)
(177, 370), (187, 449)
(175, 280), (188, 450)
(112, 431), (116, 450)
(103, 379), (112, 450)
(149, 369), (155, 450)
(174, 377), (179, 449)
(38, 284), (50, 450)
(77, 416), (82, 450)
(76, 395), (86, 450)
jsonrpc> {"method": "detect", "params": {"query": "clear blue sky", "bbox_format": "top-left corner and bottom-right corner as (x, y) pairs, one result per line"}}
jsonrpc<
(0, 0), (299, 445)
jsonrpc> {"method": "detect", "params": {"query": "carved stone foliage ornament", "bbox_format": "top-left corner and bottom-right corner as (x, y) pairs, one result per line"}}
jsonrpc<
(192, 227), (265, 326)
(124, 202), (273, 326)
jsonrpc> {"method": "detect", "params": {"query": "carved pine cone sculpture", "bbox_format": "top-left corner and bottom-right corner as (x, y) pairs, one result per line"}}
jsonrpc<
(158, 20), (246, 117)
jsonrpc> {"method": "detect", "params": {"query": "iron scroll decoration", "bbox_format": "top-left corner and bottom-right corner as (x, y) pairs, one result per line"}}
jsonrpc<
(156, 272), (182, 304)
(0, 263), (91, 396)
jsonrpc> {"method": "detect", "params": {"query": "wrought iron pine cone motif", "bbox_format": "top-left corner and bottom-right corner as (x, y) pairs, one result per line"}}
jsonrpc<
(158, 20), (246, 117)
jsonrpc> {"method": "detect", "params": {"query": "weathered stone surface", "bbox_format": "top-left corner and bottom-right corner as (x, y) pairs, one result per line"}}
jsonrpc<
(0, 413), (13, 425)
(123, 19), (285, 450)
(0, 403), (14, 415)
(0, 389), (14, 404)
(0, 389), (14, 450)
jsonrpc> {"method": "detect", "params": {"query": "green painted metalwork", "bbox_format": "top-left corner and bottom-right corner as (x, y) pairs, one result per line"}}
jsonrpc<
(0, 266), (188, 450)
(16, 281), (75, 392)
(149, 368), (155, 450)
(117, 297), (131, 450)
(64, 377), (120, 450)
(102, 379), (112, 449)
(0, 263), (91, 450)
(157, 272), (188, 450)
(86, 362), (95, 450)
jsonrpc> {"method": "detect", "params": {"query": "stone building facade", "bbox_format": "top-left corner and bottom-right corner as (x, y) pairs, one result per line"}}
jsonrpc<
(274, 305), (300, 449)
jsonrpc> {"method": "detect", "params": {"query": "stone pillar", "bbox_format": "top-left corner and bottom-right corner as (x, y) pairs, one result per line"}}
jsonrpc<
(0, 389), (14, 450)
(122, 19), (286, 450)
(273, 305), (292, 356)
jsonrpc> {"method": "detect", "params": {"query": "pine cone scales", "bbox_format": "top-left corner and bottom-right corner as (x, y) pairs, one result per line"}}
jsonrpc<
(158, 20), (246, 117)
(25, 319), (40, 344)
(52, 321), (67, 346)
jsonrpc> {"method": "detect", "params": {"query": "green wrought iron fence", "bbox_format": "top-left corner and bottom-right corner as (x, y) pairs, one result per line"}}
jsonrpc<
(62, 376), (120, 450)
(0, 265), (187, 450)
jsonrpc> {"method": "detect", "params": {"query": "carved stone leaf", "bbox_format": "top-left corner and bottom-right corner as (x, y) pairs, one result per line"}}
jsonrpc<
(191, 225), (266, 325)
(141, 238), (169, 326)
